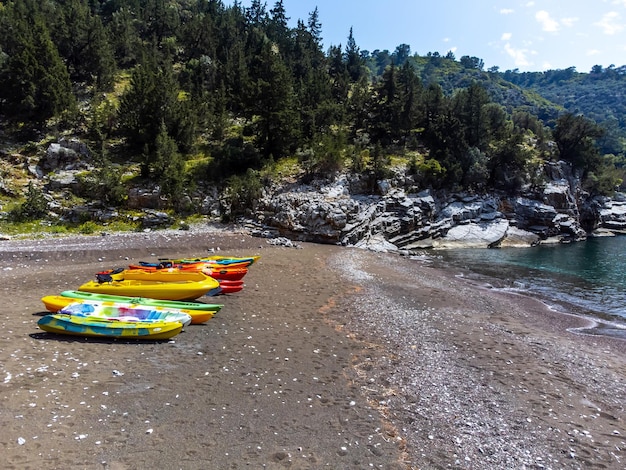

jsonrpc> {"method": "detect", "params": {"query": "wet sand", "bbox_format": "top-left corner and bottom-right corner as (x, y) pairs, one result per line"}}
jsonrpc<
(0, 227), (624, 469)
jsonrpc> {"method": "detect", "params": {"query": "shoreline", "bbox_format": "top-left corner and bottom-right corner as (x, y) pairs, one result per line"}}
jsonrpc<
(0, 228), (624, 469)
(327, 247), (625, 469)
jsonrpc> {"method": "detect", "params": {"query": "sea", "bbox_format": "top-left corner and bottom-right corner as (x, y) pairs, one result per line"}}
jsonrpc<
(429, 235), (626, 339)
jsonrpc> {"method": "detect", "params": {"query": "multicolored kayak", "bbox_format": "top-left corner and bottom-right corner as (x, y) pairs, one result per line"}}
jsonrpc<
(37, 314), (183, 340)
(157, 255), (260, 267)
(60, 301), (194, 326)
(42, 296), (215, 324)
(58, 290), (223, 313)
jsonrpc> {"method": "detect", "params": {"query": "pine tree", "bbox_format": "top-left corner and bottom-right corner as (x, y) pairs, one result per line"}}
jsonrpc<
(0, 2), (75, 123)
(249, 41), (299, 158)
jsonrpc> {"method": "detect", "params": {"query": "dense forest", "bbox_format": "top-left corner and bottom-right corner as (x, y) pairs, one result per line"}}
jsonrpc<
(0, 0), (625, 224)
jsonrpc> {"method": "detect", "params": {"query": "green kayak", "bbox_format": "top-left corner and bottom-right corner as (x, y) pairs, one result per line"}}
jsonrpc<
(59, 290), (223, 312)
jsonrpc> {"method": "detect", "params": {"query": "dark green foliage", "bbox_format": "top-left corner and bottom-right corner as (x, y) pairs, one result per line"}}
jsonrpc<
(118, 54), (194, 159)
(208, 137), (263, 180)
(0, 1), (76, 123)
(0, 0), (622, 205)
(9, 182), (48, 221)
(299, 131), (347, 176)
(553, 113), (604, 175)
(224, 169), (263, 219)
(77, 160), (127, 206)
(50, 0), (116, 89)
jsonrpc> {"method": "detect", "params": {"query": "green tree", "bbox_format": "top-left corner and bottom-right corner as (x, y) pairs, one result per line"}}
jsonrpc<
(107, 6), (141, 67)
(9, 182), (48, 221)
(152, 122), (186, 203)
(553, 113), (604, 176)
(249, 41), (300, 158)
(344, 27), (365, 82)
(0, 1), (75, 123)
(118, 54), (193, 160)
(51, 0), (116, 89)
(368, 63), (402, 145)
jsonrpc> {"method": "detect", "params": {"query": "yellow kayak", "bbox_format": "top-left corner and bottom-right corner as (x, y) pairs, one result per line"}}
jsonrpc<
(41, 296), (215, 324)
(37, 314), (183, 340)
(78, 270), (220, 301)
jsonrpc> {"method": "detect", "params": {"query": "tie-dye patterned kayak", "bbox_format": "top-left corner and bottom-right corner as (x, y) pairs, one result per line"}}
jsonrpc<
(42, 295), (215, 324)
(37, 311), (184, 340)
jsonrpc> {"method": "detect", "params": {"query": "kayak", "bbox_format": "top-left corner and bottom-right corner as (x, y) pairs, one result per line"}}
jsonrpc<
(42, 296), (215, 324)
(216, 279), (244, 294)
(78, 270), (221, 301)
(37, 314), (183, 340)
(158, 255), (260, 267)
(129, 263), (248, 281)
(58, 290), (223, 312)
(60, 301), (194, 326)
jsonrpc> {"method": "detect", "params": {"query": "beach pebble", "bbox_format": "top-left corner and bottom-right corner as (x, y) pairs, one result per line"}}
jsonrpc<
(17, 437), (25, 445)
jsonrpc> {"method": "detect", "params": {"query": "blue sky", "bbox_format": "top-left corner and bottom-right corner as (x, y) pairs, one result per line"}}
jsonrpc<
(227, 0), (626, 72)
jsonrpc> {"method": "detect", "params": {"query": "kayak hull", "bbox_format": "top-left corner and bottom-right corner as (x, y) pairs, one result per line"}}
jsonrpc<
(37, 314), (183, 340)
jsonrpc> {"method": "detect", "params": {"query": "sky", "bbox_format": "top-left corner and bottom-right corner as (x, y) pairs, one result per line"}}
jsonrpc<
(227, 0), (626, 73)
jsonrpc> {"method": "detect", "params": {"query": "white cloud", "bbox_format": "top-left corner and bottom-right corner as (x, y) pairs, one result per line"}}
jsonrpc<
(501, 32), (512, 40)
(525, 1), (535, 7)
(504, 43), (531, 66)
(586, 49), (601, 56)
(561, 17), (579, 27)
(594, 12), (624, 35)
(612, 0), (626, 7)
(536, 10), (560, 32)
(500, 9), (514, 14)
(540, 61), (552, 71)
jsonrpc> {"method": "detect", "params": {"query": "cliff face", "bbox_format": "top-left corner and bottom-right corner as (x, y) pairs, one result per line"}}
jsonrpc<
(251, 161), (626, 252)
(10, 139), (626, 249)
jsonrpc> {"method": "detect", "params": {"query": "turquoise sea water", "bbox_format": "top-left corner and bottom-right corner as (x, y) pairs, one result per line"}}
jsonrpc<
(434, 236), (626, 332)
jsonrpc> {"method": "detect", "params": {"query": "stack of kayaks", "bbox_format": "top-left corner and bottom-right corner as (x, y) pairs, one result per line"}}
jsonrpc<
(37, 253), (259, 340)
(126, 256), (254, 294)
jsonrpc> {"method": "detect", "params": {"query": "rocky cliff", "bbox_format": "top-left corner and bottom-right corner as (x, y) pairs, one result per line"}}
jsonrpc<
(12, 140), (626, 251)
(249, 161), (626, 252)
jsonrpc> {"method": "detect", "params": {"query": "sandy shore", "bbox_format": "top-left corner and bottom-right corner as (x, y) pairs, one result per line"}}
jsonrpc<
(0, 227), (624, 469)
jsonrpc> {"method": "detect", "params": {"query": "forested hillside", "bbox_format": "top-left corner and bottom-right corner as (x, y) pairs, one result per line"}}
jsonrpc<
(0, 0), (624, 229)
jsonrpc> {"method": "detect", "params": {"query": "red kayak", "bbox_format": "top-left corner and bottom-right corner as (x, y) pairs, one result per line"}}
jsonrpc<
(217, 280), (244, 294)
(203, 267), (247, 281)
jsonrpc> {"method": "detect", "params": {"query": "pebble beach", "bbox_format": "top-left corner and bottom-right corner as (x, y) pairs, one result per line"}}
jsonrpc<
(0, 226), (624, 469)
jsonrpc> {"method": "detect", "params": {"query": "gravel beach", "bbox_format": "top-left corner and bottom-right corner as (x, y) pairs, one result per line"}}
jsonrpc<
(0, 226), (624, 469)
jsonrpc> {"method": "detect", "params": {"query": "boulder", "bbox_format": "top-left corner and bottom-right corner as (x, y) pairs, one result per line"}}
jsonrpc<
(433, 219), (510, 249)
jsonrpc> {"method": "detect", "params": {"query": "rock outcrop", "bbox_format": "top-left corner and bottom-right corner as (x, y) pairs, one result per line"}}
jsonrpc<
(23, 138), (626, 252)
(253, 161), (626, 252)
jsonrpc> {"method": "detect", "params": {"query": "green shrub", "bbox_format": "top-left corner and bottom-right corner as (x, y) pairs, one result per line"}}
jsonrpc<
(8, 183), (48, 222)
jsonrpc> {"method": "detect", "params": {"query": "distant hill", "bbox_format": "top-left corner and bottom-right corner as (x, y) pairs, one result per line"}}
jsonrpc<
(364, 51), (625, 156)
(502, 66), (626, 155)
